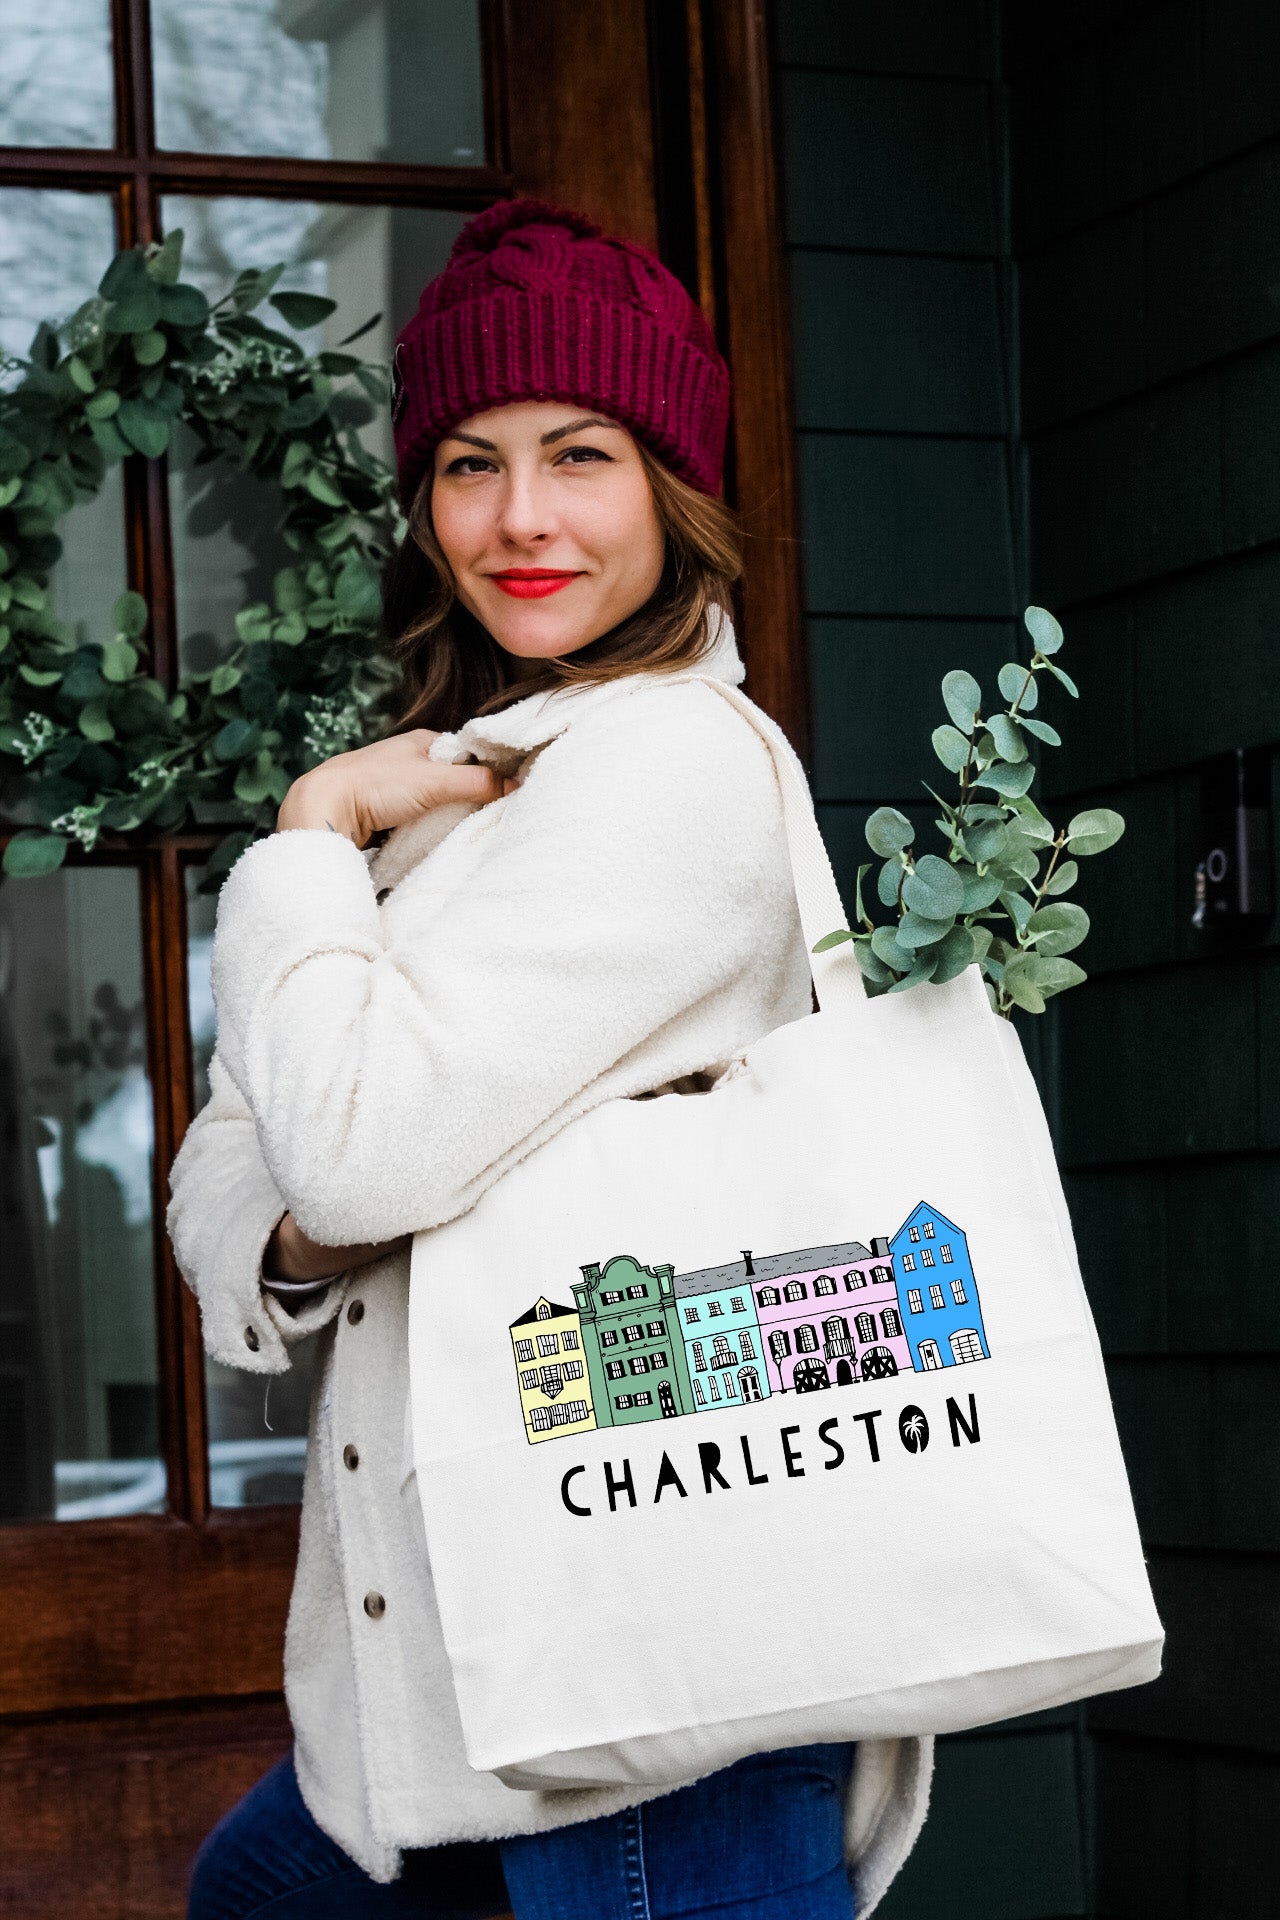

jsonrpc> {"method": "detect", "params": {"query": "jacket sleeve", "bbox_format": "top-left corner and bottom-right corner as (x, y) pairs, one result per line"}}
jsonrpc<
(165, 1048), (348, 1372)
(207, 679), (800, 1248)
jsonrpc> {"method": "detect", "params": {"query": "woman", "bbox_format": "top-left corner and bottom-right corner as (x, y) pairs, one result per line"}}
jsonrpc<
(170, 199), (932, 1920)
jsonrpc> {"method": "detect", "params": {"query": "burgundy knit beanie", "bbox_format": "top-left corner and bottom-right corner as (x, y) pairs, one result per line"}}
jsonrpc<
(391, 198), (730, 506)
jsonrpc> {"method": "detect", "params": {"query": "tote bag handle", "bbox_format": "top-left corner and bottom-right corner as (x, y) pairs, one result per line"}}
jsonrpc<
(689, 676), (867, 1015)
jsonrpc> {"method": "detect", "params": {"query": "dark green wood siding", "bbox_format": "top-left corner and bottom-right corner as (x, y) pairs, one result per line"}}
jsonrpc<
(1010, 5), (1280, 1914)
(775, 1), (1277, 1913)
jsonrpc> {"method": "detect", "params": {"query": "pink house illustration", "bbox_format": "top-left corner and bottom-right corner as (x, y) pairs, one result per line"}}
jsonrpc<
(749, 1239), (914, 1394)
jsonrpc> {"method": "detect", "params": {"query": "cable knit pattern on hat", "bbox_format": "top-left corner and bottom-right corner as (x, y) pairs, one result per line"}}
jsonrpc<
(392, 197), (731, 504)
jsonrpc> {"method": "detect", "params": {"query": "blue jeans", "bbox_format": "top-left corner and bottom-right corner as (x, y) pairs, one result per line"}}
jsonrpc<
(189, 1745), (856, 1919)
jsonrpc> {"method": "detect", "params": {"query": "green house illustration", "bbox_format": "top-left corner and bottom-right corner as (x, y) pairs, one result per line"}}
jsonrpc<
(572, 1255), (696, 1427)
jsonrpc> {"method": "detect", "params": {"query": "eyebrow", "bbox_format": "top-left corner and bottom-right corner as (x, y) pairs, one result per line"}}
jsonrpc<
(443, 416), (621, 452)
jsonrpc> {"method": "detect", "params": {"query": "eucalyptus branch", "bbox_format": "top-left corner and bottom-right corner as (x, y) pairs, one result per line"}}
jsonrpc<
(812, 606), (1125, 1018)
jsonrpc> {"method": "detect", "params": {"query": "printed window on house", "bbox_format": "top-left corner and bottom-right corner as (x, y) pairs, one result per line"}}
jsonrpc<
(921, 1248), (935, 1267)
(684, 1306), (700, 1324)
(601, 1290), (623, 1304)
(563, 1359), (584, 1380)
(909, 1227), (921, 1242)
(709, 1377), (722, 1400)
(692, 1341), (706, 1370)
(646, 1320), (665, 1338)
(873, 1265), (893, 1285)
(951, 1330), (984, 1364)
(907, 1289), (923, 1313)
(923, 1222), (934, 1238)
(614, 1394), (634, 1410)
(713, 1336), (732, 1363)
(814, 1274), (836, 1295)
(627, 1284), (646, 1298)
(940, 1245), (953, 1263)
(845, 1270), (865, 1288)
(606, 1361), (626, 1380)
(929, 1286), (945, 1310)
(629, 1356), (649, 1375)
(739, 1330), (756, 1360)
(769, 1330), (791, 1361)
(694, 1379), (707, 1406)
(855, 1313), (875, 1343)
(950, 1279), (968, 1305)
(515, 1339), (535, 1362)
(561, 1329), (579, 1350)
(623, 1324), (643, 1343)
(530, 1407), (553, 1431)
(553, 1401), (589, 1426)
(758, 1287), (780, 1306)
(882, 1308), (902, 1337)
(536, 1303), (552, 1320)
(651, 1351), (669, 1369)
(520, 1369), (539, 1390)
(902, 1253), (916, 1272)
(600, 1330), (619, 1347)
(730, 1295), (744, 1313)
(784, 1281), (806, 1301)
(721, 1374), (736, 1397)
(536, 1333), (559, 1357)
(635, 1391), (653, 1406)
(795, 1324), (818, 1354)
(708, 1301), (723, 1317)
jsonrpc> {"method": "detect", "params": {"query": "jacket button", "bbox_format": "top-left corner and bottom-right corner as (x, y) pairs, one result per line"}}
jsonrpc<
(343, 1444), (359, 1471)
(347, 1299), (364, 1325)
(363, 1590), (386, 1619)
(244, 1325), (260, 1352)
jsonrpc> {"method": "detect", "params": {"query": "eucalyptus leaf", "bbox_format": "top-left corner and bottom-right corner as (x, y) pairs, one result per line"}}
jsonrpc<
(888, 949), (940, 993)
(305, 467), (345, 508)
(871, 924), (915, 973)
(865, 806), (915, 857)
(997, 661), (1029, 706)
(876, 858), (903, 908)
(100, 638), (138, 682)
(931, 922), (975, 983)
(984, 711), (1027, 763)
(1001, 954), (1046, 1014)
(812, 928), (855, 951)
(133, 330), (167, 365)
(1019, 715), (1061, 746)
(1043, 658), (1079, 697)
(78, 699), (115, 741)
(157, 283), (210, 328)
(1027, 901), (1090, 956)
(113, 590), (148, 638)
(1044, 858), (1079, 895)
(272, 290), (339, 331)
(967, 924), (994, 966)
(973, 760), (1036, 798)
(853, 861), (871, 927)
(1024, 604), (1064, 654)
(1001, 889), (1032, 935)
(854, 940), (895, 987)
(898, 909), (955, 949)
(931, 723), (971, 772)
(966, 819), (1007, 864)
(960, 869), (1003, 912)
(1067, 806), (1125, 856)
(84, 389), (120, 420)
(117, 399), (170, 457)
(2, 828), (68, 876)
(942, 668), (982, 732)
(901, 852), (964, 919)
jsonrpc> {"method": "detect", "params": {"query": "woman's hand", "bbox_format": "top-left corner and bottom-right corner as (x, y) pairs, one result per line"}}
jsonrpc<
(263, 1210), (412, 1284)
(277, 729), (512, 847)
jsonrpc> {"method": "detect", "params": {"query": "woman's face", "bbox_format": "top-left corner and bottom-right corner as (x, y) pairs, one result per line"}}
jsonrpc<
(430, 400), (666, 667)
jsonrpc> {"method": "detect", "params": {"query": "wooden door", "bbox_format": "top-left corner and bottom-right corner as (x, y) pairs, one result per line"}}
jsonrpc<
(0, 3), (799, 1912)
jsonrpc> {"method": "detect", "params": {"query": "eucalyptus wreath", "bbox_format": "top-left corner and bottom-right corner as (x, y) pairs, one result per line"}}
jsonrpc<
(814, 606), (1125, 1018)
(0, 229), (402, 888)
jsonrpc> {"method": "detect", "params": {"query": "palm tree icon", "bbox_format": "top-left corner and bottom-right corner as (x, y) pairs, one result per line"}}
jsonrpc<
(899, 1406), (929, 1453)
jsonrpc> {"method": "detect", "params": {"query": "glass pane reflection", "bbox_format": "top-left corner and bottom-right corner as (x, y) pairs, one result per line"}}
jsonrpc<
(152, 0), (484, 166)
(0, 188), (117, 373)
(0, 0), (114, 149)
(163, 196), (464, 676)
(0, 865), (166, 1521)
(185, 863), (318, 1506)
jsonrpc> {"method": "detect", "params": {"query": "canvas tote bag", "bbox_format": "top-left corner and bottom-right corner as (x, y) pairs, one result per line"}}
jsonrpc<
(409, 675), (1163, 1791)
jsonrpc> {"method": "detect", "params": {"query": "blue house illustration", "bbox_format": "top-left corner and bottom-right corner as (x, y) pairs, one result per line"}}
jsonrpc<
(889, 1202), (989, 1372)
(673, 1253), (770, 1411)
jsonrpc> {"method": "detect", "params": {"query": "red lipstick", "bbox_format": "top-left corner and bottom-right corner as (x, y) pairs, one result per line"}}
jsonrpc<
(488, 569), (582, 599)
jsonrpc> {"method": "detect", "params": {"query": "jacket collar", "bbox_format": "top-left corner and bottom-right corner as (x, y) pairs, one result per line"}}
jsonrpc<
(366, 609), (745, 892)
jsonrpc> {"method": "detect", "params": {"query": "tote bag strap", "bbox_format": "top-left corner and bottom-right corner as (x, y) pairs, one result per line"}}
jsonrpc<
(687, 675), (867, 1015)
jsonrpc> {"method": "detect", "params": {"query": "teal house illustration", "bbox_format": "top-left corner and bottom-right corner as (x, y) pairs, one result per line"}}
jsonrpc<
(889, 1201), (989, 1371)
(572, 1255), (696, 1427)
(673, 1253), (770, 1409)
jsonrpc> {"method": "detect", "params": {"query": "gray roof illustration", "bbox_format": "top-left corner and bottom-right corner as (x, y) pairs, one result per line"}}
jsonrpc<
(674, 1241), (879, 1297)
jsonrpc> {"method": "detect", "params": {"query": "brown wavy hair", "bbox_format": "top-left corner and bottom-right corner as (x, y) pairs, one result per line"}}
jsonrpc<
(381, 441), (744, 737)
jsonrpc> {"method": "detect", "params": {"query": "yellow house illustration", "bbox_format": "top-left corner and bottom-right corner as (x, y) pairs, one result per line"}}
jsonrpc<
(510, 1297), (597, 1445)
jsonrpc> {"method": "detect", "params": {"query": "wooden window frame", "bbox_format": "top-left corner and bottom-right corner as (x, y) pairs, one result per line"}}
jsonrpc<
(0, 0), (802, 1724)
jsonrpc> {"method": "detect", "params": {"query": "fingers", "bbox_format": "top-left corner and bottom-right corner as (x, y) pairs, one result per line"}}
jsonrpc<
(443, 763), (508, 803)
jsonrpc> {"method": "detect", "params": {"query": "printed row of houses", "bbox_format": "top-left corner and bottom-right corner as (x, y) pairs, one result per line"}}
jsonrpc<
(510, 1201), (990, 1444)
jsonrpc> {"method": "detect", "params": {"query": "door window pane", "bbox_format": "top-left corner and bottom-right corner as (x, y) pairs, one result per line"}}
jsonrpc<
(0, 0), (114, 150)
(0, 188), (117, 373)
(152, 0), (484, 166)
(184, 863), (318, 1507)
(162, 195), (464, 676)
(0, 865), (166, 1521)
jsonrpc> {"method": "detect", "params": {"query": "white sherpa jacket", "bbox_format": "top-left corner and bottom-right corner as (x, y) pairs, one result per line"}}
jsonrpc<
(165, 613), (933, 1911)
